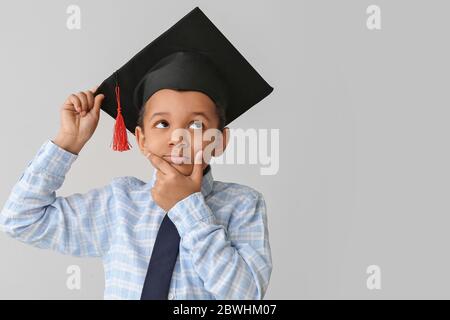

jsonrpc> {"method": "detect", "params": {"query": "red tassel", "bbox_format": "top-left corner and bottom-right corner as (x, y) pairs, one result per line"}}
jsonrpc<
(111, 84), (131, 151)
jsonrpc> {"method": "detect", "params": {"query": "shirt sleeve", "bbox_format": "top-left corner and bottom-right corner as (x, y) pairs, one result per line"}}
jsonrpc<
(0, 139), (117, 257)
(167, 190), (273, 300)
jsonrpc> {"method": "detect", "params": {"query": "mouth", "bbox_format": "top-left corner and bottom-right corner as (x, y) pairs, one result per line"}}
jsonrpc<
(163, 155), (190, 165)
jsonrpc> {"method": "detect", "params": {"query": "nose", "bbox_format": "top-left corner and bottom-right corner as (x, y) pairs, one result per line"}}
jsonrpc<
(168, 128), (189, 148)
(169, 135), (181, 146)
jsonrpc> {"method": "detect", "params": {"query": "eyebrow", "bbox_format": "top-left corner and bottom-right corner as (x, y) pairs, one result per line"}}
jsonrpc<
(149, 112), (170, 121)
(191, 112), (211, 121)
(149, 111), (211, 122)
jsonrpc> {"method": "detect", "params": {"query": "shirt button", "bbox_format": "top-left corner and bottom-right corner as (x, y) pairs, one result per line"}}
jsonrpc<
(168, 293), (174, 300)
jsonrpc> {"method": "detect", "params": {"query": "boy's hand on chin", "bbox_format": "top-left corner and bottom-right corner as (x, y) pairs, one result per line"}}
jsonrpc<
(147, 151), (204, 212)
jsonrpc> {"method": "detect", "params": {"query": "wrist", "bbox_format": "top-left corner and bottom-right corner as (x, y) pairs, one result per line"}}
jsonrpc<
(52, 133), (85, 155)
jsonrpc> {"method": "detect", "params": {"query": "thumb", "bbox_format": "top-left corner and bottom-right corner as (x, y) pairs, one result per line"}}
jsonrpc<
(190, 150), (204, 182)
(93, 93), (105, 115)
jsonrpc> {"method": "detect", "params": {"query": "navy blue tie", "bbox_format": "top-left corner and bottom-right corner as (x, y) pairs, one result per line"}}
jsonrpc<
(140, 165), (210, 300)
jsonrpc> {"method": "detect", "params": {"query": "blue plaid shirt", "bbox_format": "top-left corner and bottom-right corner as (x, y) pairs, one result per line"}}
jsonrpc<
(0, 139), (272, 300)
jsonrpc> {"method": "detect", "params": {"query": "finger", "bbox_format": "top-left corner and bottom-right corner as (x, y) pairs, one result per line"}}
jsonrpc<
(146, 152), (164, 174)
(93, 93), (105, 115)
(190, 150), (204, 182)
(68, 94), (82, 113)
(147, 152), (178, 175)
(84, 90), (94, 112)
(77, 92), (88, 117)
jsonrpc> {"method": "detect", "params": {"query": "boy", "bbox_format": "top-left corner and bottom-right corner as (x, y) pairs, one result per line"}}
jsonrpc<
(0, 7), (273, 300)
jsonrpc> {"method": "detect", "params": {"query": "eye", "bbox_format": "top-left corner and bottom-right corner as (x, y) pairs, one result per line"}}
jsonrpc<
(155, 120), (169, 128)
(189, 120), (204, 130)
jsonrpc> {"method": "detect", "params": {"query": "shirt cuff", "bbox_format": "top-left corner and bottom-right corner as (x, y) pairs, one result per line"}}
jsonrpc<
(28, 139), (79, 177)
(167, 192), (215, 239)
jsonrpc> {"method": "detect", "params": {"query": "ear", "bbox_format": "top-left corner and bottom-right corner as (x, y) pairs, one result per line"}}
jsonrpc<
(212, 127), (229, 157)
(135, 126), (146, 155)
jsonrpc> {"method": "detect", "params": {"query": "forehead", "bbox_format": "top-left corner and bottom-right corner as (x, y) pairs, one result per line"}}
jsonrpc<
(144, 88), (216, 115)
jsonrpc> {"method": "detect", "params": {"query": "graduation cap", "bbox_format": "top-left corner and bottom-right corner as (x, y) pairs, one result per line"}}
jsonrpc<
(96, 6), (274, 152)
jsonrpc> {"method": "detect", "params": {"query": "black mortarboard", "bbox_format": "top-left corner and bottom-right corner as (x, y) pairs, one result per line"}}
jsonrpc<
(96, 6), (274, 151)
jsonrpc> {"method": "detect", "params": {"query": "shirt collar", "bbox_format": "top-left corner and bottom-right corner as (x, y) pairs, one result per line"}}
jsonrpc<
(146, 164), (214, 198)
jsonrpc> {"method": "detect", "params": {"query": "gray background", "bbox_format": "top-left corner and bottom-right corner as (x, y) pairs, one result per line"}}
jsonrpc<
(0, 0), (449, 299)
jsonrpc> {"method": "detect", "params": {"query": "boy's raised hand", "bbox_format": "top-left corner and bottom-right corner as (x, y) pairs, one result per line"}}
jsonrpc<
(53, 87), (105, 154)
(147, 150), (204, 212)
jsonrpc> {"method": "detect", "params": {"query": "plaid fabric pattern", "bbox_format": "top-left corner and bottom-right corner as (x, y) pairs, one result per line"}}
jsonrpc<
(0, 140), (272, 300)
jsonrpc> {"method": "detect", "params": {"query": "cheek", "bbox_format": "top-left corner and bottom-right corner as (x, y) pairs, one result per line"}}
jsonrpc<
(187, 137), (213, 163)
(189, 132), (208, 153)
(144, 131), (164, 153)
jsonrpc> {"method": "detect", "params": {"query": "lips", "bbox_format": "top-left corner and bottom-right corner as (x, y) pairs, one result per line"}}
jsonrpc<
(163, 155), (190, 165)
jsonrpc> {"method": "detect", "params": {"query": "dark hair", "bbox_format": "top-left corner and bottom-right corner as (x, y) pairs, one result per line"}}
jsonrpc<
(136, 96), (227, 132)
